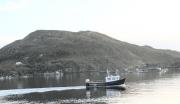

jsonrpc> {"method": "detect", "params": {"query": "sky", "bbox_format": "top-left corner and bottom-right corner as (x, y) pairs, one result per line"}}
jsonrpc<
(0, 0), (180, 51)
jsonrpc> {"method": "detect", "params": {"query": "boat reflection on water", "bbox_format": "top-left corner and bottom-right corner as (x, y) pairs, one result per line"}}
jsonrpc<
(86, 86), (125, 99)
(106, 89), (122, 97)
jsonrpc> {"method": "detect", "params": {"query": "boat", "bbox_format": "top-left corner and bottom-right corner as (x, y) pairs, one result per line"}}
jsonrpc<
(85, 70), (126, 88)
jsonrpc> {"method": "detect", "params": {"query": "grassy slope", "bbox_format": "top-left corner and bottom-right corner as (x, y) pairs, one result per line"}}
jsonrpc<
(0, 30), (180, 75)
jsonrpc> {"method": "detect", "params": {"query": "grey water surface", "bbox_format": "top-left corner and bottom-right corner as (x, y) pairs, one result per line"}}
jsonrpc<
(0, 68), (180, 104)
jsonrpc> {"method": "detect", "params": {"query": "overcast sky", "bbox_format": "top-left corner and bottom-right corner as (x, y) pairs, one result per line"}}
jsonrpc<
(0, 0), (180, 51)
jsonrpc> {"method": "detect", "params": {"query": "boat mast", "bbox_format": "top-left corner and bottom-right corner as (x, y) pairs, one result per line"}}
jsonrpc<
(106, 56), (110, 76)
(107, 69), (110, 77)
(115, 69), (119, 75)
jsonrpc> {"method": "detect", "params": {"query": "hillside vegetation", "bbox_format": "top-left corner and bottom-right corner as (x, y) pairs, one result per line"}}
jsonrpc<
(0, 30), (180, 76)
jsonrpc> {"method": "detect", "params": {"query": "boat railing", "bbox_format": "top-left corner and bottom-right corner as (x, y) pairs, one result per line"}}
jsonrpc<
(86, 79), (103, 83)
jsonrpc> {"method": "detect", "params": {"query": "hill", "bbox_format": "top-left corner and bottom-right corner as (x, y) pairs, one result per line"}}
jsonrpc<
(0, 30), (180, 76)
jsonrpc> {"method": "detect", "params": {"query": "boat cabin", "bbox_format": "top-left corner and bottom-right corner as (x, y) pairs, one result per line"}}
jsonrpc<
(105, 75), (120, 82)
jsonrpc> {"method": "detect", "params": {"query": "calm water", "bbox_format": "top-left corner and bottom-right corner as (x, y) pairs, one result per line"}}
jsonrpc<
(0, 69), (180, 104)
